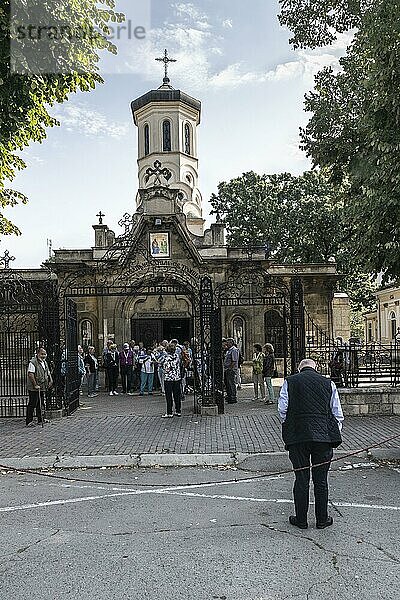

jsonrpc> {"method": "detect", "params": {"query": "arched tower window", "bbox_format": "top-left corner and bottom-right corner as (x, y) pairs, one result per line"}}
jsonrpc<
(232, 316), (245, 357)
(162, 120), (172, 152)
(264, 310), (285, 358)
(144, 124), (150, 156)
(184, 123), (192, 155)
(389, 311), (397, 339)
(80, 319), (93, 350)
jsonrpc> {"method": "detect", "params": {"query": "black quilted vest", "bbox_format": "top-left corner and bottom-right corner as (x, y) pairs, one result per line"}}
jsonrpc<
(282, 368), (342, 449)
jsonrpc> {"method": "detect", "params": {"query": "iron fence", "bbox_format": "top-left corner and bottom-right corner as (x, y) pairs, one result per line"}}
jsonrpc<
(305, 339), (400, 388)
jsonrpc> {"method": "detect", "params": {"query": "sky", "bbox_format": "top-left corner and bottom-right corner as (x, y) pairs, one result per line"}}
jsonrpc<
(3, 0), (352, 268)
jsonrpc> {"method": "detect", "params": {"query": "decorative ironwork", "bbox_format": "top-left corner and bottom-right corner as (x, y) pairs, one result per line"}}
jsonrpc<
(0, 250), (16, 270)
(64, 298), (80, 415)
(210, 308), (224, 414)
(215, 269), (292, 376)
(96, 211), (105, 225)
(145, 160), (172, 186)
(155, 48), (177, 85)
(290, 278), (306, 373)
(118, 212), (134, 235)
(215, 268), (287, 302)
(265, 308), (287, 362)
(0, 272), (64, 418)
(199, 276), (216, 409)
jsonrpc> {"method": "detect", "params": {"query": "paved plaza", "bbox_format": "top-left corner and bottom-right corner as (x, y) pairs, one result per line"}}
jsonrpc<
(0, 385), (399, 464)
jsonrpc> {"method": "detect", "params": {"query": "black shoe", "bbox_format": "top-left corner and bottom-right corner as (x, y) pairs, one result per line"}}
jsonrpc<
(289, 515), (308, 529)
(316, 516), (333, 529)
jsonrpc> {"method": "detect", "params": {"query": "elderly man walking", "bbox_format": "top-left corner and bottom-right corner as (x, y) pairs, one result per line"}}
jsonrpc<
(278, 359), (344, 530)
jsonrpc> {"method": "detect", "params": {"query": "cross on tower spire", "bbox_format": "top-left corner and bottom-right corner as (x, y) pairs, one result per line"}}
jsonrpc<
(155, 49), (177, 85)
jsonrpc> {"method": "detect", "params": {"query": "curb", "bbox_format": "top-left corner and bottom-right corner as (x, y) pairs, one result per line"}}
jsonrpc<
(0, 448), (398, 471)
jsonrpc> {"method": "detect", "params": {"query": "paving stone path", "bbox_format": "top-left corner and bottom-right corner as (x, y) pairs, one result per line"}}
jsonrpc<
(0, 385), (399, 458)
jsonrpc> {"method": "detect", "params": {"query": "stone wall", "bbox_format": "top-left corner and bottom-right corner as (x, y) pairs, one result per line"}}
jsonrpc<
(332, 292), (350, 341)
(339, 388), (400, 416)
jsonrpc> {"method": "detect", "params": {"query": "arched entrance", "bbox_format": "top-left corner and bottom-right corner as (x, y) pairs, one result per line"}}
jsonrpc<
(126, 286), (194, 347)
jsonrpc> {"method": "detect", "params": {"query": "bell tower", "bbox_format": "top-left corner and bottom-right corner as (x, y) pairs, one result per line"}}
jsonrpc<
(131, 50), (204, 235)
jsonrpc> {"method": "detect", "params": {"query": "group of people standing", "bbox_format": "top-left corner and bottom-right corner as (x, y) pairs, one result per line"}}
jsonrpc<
(222, 338), (277, 404)
(80, 339), (194, 418)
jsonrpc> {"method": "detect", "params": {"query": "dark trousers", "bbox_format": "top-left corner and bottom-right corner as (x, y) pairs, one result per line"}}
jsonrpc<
(132, 368), (140, 391)
(120, 365), (133, 393)
(224, 369), (237, 403)
(288, 442), (333, 524)
(164, 380), (181, 415)
(26, 390), (44, 425)
(107, 367), (119, 392)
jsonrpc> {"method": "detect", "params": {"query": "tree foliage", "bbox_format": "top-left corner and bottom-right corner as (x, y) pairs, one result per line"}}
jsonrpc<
(210, 170), (348, 262)
(210, 170), (376, 332)
(279, 0), (400, 282)
(0, 0), (124, 235)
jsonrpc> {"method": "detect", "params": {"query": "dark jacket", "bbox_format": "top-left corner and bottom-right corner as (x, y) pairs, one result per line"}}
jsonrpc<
(282, 367), (342, 449)
(84, 353), (98, 374)
(105, 351), (119, 370)
(263, 353), (275, 377)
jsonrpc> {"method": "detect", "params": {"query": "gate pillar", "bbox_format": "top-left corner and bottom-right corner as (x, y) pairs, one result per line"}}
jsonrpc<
(290, 278), (306, 373)
(199, 276), (221, 415)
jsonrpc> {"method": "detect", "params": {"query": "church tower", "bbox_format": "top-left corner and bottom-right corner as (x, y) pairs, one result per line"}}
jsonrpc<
(131, 50), (204, 236)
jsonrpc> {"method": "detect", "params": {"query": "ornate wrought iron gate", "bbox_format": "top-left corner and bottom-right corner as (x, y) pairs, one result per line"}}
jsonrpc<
(64, 298), (80, 415)
(199, 277), (223, 413)
(198, 271), (309, 409)
(290, 278), (306, 369)
(0, 274), (64, 417)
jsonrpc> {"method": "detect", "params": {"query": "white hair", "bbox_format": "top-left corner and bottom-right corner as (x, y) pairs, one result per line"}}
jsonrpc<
(298, 359), (316, 371)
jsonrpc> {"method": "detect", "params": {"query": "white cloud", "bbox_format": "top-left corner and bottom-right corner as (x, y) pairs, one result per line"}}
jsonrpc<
(172, 3), (211, 30)
(208, 49), (342, 89)
(124, 4), (346, 92)
(52, 103), (129, 138)
(326, 30), (355, 51)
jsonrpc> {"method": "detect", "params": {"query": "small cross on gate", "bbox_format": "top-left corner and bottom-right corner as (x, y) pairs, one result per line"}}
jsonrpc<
(118, 213), (133, 235)
(0, 249), (16, 269)
(96, 211), (105, 225)
(155, 49), (177, 84)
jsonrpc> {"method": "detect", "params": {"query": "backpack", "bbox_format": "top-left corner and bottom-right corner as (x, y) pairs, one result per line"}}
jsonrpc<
(252, 352), (264, 374)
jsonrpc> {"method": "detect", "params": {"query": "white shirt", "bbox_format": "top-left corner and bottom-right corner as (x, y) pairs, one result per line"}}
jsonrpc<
(140, 353), (155, 374)
(278, 379), (344, 431)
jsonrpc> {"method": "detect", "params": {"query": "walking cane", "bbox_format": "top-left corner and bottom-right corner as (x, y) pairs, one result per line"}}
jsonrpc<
(39, 389), (46, 428)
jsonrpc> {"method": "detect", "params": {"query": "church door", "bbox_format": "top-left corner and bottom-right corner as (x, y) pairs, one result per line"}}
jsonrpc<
(132, 319), (162, 349)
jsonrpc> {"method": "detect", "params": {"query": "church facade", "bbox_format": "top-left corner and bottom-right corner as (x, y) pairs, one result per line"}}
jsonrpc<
(49, 70), (349, 363)
(0, 62), (350, 416)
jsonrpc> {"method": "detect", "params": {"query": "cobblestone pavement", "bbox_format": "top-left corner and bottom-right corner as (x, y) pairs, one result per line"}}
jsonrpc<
(0, 385), (399, 458)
